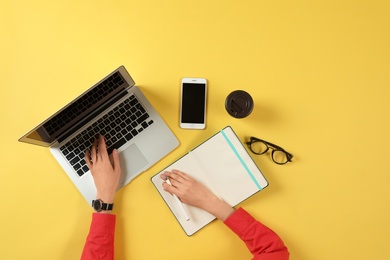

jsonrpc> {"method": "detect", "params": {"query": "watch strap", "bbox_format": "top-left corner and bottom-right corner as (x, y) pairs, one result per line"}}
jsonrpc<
(101, 202), (114, 211)
(92, 199), (114, 212)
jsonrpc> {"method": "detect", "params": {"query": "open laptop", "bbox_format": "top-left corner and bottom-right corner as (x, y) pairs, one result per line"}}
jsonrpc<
(19, 66), (179, 204)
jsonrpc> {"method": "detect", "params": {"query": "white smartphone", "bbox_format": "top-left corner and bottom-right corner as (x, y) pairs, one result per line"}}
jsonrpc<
(180, 78), (207, 129)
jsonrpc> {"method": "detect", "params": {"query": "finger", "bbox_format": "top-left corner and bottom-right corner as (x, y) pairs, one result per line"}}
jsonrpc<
(162, 171), (173, 179)
(168, 170), (191, 187)
(161, 171), (172, 182)
(171, 169), (189, 181)
(162, 171), (179, 185)
(85, 149), (92, 169)
(160, 173), (168, 181)
(98, 135), (108, 159)
(165, 176), (184, 190)
(172, 170), (197, 185)
(160, 171), (172, 181)
(91, 138), (98, 162)
(161, 171), (178, 187)
(111, 149), (121, 173)
(162, 180), (178, 195)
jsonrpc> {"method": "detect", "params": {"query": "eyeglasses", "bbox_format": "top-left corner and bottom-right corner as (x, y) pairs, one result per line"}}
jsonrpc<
(246, 137), (293, 165)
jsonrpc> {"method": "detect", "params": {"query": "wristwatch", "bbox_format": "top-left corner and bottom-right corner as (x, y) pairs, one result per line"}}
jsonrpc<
(92, 199), (114, 212)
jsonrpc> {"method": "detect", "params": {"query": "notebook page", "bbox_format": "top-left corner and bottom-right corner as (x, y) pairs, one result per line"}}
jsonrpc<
(190, 127), (267, 206)
(151, 152), (217, 236)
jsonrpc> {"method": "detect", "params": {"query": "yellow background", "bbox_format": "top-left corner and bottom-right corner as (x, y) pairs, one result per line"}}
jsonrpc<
(1, 1), (389, 259)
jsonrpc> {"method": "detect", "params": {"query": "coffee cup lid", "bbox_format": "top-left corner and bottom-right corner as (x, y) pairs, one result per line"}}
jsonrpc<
(225, 90), (254, 118)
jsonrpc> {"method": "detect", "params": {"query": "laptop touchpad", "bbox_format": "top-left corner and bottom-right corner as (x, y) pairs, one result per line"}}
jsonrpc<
(118, 144), (148, 184)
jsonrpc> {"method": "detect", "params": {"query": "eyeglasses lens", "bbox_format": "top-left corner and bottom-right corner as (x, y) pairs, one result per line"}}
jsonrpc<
(250, 141), (268, 154)
(272, 150), (289, 164)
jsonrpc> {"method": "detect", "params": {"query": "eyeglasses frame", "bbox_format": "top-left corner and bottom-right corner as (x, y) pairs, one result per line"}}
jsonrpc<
(246, 136), (293, 165)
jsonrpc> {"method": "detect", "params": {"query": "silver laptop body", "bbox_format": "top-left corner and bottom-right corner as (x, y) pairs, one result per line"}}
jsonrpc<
(19, 66), (179, 204)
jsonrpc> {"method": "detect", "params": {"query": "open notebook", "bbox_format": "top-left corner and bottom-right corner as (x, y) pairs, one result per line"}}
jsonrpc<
(151, 126), (268, 236)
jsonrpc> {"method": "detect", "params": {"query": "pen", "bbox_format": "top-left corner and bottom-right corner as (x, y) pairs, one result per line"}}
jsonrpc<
(165, 177), (190, 221)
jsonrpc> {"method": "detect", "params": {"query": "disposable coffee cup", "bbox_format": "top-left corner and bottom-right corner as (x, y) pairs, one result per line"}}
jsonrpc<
(225, 90), (254, 118)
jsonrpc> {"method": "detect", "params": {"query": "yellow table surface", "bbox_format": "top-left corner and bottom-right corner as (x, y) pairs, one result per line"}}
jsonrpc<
(1, 1), (389, 259)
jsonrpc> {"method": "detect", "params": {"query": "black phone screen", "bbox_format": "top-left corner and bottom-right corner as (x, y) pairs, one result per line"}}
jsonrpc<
(181, 83), (206, 124)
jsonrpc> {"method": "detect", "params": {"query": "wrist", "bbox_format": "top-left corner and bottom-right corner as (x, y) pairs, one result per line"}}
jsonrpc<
(96, 194), (115, 204)
(203, 196), (235, 221)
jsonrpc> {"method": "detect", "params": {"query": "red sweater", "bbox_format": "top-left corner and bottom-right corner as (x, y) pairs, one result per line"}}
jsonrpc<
(81, 213), (116, 260)
(224, 208), (289, 260)
(81, 208), (289, 259)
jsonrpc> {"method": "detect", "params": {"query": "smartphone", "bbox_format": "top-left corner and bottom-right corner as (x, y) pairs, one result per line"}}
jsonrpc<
(180, 78), (207, 129)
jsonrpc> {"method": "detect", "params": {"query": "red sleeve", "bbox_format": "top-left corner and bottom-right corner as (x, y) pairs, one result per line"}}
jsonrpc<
(224, 208), (289, 260)
(81, 213), (116, 260)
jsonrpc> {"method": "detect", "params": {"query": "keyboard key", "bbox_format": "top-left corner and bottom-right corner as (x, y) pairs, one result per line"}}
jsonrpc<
(141, 122), (148, 128)
(73, 163), (81, 171)
(137, 114), (149, 124)
(131, 129), (138, 136)
(130, 99), (137, 106)
(108, 138), (126, 154)
(125, 133), (133, 141)
(66, 152), (76, 161)
(69, 156), (79, 166)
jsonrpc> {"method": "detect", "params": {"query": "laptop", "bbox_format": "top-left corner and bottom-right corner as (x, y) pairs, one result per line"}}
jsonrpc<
(19, 66), (179, 204)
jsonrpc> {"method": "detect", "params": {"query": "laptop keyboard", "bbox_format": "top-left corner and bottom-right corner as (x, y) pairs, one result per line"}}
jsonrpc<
(59, 94), (154, 177)
(43, 72), (125, 136)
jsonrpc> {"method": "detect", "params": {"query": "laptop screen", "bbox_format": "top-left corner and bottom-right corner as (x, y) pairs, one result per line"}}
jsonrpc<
(19, 70), (128, 147)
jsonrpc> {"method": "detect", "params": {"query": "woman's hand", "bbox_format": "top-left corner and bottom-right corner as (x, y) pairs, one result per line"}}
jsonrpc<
(160, 169), (235, 221)
(85, 135), (121, 205)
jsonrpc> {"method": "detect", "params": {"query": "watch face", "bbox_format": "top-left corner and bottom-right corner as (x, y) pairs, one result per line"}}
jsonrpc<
(93, 200), (101, 211)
